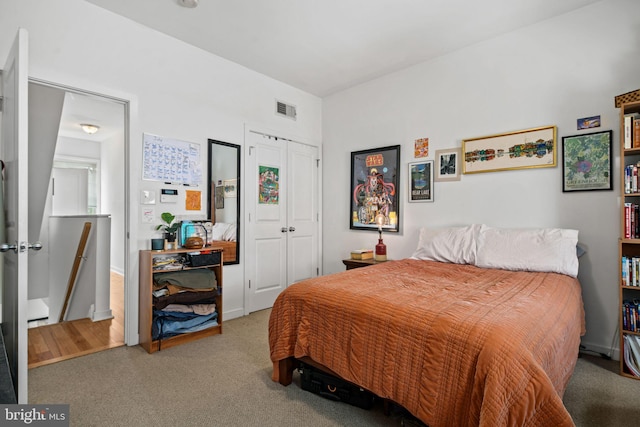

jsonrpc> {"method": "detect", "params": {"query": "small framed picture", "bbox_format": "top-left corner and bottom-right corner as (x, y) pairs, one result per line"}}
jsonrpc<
(562, 130), (613, 192)
(435, 148), (462, 182)
(408, 160), (434, 202)
(223, 179), (237, 198)
(214, 186), (225, 209)
(577, 115), (601, 130)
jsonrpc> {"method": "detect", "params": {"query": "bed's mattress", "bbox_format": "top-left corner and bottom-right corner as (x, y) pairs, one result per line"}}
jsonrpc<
(269, 259), (585, 427)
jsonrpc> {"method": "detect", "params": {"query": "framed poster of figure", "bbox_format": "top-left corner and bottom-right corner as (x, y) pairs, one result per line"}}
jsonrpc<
(350, 145), (400, 232)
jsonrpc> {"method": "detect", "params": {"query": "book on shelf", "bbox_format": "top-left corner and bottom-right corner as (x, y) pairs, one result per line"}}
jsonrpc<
(621, 256), (640, 287)
(624, 113), (640, 149)
(623, 163), (640, 194)
(350, 249), (373, 260)
(624, 335), (640, 377)
(622, 299), (639, 332)
(624, 203), (640, 238)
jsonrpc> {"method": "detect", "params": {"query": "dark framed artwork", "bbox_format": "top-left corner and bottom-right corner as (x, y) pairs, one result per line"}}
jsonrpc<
(408, 161), (434, 202)
(350, 145), (400, 232)
(562, 130), (613, 192)
(214, 185), (225, 209)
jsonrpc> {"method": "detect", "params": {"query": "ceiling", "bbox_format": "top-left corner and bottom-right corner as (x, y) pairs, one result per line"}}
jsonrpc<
(57, 90), (124, 142)
(85, 0), (601, 97)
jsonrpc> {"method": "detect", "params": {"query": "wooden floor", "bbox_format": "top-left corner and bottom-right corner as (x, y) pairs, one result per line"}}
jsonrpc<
(27, 272), (125, 369)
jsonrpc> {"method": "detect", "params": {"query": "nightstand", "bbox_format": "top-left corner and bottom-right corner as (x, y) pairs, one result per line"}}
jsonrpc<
(342, 258), (388, 270)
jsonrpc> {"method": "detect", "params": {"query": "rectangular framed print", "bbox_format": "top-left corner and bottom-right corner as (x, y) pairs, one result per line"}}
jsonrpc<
(462, 125), (557, 174)
(408, 161), (434, 202)
(562, 130), (613, 192)
(435, 148), (461, 182)
(350, 145), (400, 232)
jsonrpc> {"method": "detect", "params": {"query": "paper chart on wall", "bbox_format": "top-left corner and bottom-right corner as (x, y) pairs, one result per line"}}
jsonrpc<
(142, 133), (202, 186)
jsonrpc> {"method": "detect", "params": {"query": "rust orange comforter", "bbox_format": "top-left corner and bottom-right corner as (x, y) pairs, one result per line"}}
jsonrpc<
(269, 259), (585, 427)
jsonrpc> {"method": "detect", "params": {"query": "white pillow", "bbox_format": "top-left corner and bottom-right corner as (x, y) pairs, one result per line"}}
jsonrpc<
(410, 224), (480, 265)
(222, 223), (236, 241)
(475, 225), (579, 277)
(210, 222), (230, 241)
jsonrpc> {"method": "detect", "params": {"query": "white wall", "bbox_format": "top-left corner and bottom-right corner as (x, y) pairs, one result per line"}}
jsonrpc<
(101, 132), (125, 275)
(323, 0), (640, 359)
(0, 0), (322, 342)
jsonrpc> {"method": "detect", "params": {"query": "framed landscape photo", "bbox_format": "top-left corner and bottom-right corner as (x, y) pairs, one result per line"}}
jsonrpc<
(435, 148), (461, 182)
(408, 160), (434, 202)
(562, 130), (613, 192)
(462, 125), (557, 174)
(350, 145), (400, 232)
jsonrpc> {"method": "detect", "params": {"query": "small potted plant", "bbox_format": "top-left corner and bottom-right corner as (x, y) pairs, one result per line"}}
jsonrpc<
(156, 212), (180, 248)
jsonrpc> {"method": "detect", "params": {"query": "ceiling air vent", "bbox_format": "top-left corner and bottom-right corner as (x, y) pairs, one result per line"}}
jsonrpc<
(276, 100), (297, 120)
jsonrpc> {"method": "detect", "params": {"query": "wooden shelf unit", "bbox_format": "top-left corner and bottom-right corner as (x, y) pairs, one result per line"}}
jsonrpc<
(139, 248), (223, 353)
(619, 100), (640, 379)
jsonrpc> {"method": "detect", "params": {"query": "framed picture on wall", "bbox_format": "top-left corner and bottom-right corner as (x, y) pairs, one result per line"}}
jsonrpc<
(408, 160), (434, 202)
(462, 125), (557, 174)
(223, 179), (237, 198)
(435, 148), (461, 182)
(350, 145), (400, 232)
(562, 130), (613, 192)
(214, 185), (225, 209)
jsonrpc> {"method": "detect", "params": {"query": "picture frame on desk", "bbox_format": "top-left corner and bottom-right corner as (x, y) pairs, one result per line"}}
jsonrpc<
(562, 130), (613, 192)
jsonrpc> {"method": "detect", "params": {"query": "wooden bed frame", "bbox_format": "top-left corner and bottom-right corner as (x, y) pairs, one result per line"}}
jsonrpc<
(211, 240), (236, 263)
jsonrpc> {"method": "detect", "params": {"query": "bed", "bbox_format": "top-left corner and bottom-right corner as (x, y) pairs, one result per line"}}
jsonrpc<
(208, 222), (237, 263)
(269, 224), (585, 427)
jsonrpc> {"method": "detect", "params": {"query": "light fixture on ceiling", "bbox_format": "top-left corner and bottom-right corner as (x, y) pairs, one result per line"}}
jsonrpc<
(81, 124), (100, 135)
(177, 0), (198, 8)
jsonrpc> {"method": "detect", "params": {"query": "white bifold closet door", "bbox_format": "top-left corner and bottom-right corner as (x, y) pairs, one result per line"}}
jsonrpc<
(245, 131), (319, 313)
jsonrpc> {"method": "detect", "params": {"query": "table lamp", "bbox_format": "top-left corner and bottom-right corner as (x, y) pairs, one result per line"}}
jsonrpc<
(374, 213), (387, 261)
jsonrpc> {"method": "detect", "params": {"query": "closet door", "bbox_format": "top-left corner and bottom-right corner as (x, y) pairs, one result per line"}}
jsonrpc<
(245, 131), (319, 313)
(246, 133), (287, 313)
(287, 142), (318, 285)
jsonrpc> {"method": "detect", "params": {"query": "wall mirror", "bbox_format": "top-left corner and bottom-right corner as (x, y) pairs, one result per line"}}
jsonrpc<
(207, 139), (241, 265)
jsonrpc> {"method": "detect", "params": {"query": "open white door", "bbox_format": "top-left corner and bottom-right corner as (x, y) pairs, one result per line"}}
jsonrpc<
(1, 28), (30, 404)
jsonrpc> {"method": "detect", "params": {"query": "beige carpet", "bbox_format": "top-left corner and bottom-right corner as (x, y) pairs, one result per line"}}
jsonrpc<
(28, 309), (640, 426)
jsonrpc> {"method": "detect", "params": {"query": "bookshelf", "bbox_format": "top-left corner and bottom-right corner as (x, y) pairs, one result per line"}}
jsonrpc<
(139, 248), (223, 353)
(619, 100), (640, 379)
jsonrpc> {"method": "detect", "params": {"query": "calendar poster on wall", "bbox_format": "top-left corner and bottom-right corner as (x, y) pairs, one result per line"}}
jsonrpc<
(142, 133), (202, 186)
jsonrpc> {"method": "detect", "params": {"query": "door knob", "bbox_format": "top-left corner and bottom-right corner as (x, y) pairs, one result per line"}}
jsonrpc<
(281, 227), (288, 233)
(0, 241), (42, 253)
(289, 227), (296, 232)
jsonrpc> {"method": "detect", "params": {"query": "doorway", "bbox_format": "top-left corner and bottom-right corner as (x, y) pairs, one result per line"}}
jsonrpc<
(25, 81), (128, 367)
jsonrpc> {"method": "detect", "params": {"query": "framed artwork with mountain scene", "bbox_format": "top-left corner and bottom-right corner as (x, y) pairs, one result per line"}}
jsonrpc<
(408, 160), (434, 203)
